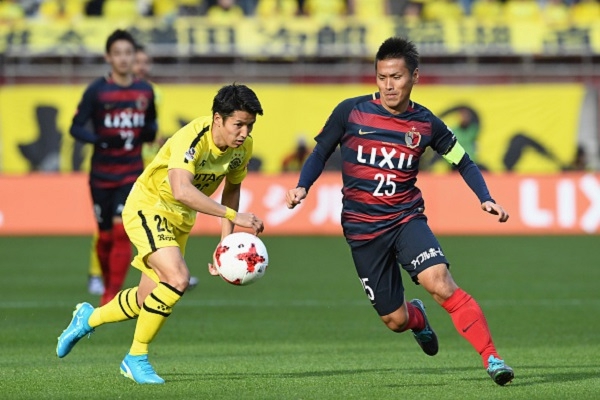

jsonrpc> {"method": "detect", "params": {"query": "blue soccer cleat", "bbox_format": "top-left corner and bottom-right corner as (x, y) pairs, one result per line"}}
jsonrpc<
(56, 302), (95, 358)
(120, 354), (165, 384)
(487, 355), (514, 386)
(409, 299), (439, 356)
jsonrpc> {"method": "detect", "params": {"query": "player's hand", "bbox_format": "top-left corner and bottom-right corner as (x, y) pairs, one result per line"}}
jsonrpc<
(481, 201), (509, 223)
(207, 262), (219, 276)
(286, 187), (307, 209)
(233, 212), (264, 235)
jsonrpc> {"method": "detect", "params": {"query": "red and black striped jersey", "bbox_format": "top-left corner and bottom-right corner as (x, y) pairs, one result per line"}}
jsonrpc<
(70, 75), (157, 189)
(299, 93), (457, 241)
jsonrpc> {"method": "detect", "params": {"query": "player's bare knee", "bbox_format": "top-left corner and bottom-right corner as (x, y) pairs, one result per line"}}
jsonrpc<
(419, 263), (458, 301)
(168, 270), (190, 292)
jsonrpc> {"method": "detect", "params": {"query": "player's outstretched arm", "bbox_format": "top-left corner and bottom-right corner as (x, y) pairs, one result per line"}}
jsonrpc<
(286, 187), (307, 209)
(169, 168), (264, 234)
(481, 201), (509, 223)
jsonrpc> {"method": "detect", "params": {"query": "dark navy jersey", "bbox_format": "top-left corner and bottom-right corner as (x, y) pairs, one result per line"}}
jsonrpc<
(70, 75), (157, 189)
(300, 93), (459, 241)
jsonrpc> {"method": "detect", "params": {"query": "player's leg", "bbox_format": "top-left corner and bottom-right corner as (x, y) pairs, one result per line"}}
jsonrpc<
(56, 284), (142, 358)
(91, 186), (114, 304)
(404, 218), (514, 386)
(348, 231), (434, 353)
(418, 265), (514, 385)
(87, 232), (105, 295)
(119, 207), (191, 384)
(100, 184), (134, 305)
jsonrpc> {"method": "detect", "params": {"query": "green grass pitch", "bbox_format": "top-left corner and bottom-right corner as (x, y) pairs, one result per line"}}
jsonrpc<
(0, 235), (598, 399)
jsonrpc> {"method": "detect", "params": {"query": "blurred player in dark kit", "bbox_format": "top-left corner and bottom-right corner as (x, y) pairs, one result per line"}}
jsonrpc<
(70, 29), (157, 305)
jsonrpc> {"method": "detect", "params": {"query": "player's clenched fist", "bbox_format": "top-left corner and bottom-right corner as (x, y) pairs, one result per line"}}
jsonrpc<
(234, 212), (264, 234)
(286, 187), (307, 209)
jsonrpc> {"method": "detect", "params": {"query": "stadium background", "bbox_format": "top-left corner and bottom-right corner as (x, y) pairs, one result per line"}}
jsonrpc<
(0, 0), (599, 236)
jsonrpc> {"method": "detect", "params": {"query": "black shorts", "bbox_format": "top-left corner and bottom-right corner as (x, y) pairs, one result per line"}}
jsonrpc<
(347, 217), (449, 316)
(90, 183), (134, 230)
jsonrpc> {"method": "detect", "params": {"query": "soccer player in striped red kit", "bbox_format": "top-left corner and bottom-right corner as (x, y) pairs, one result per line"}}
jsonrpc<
(70, 29), (157, 306)
(286, 37), (514, 386)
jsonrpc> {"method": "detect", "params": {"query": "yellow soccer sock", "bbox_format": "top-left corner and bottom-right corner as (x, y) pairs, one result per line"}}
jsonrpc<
(129, 282), (183, 356)
(88, 287), (141, 328)
(88, 233), (102, 277)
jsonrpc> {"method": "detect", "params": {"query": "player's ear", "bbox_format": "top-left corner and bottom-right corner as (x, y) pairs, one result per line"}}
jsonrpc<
(413, 68), (419, 84)
(213, 112), (222, 127)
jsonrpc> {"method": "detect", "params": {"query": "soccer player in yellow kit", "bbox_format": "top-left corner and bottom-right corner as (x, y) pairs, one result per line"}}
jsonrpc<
(57, 83), (265, 384)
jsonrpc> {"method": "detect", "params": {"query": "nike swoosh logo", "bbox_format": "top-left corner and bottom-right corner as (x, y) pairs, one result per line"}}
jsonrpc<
(358, 129), (376, 135)
(462, 319), (479, 333)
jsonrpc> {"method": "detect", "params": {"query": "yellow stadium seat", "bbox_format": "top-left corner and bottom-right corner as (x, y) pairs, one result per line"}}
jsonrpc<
(570, 0), (600, 26)
(542, 0), (569, 28)
(503, 0), (542, 23)
(151, 0), (178, 18)
(347, 0), (388, 18)
(422, 0), (464, 21)
(103, 0), (139, 20)
(38, 0), (84, 21)
(304, 0), (347, 18)
(255, 0), (299, 18)
(0, 0), (25, 22)
(206, 2), (245, 21)
(471, 0), (503, 23)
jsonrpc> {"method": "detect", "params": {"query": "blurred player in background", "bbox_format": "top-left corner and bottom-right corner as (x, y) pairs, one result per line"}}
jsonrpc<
(70, 29), (157, 306)
(286, 37), (514, 386)
(133, 44), (167, 167)
(57, 83), (265, 385)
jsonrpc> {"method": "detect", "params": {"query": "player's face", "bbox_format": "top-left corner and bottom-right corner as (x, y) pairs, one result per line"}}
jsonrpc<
(134, 51), (151, 79)
(376, 58), (419, 114)
(105, 40), (135, 77)
(212, 110), (256, 150)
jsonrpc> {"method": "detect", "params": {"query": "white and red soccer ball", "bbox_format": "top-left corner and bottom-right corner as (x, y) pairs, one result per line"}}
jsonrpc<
(213, 232), (269, 286)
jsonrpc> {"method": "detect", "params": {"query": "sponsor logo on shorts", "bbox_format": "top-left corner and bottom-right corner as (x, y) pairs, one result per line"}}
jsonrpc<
(410, 247), (444, 268)
(158, 234), (176, 241)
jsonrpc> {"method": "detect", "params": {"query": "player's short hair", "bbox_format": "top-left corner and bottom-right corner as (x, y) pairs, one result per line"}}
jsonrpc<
(375, 37), (419, 74)
(135, 43), (146, 53)
(105, 29), (136, 54)
(212, 83), (264, 119)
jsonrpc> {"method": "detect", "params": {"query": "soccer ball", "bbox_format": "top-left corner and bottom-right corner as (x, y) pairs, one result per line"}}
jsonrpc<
(213, 232), (269, 286)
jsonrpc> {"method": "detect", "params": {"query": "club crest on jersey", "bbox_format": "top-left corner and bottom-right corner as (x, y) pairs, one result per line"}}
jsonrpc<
(184, 148), (196, 163)
(136, 95), (149, 111)
(405, 128), (421, 149)
(229, 157), (242, 169)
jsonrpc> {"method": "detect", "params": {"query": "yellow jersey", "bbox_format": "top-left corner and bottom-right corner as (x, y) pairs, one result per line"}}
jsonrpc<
(132, 116), (253, 227)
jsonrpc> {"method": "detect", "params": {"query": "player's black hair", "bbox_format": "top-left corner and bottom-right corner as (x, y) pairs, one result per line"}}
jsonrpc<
(105, 29), (136, 54)
(212, 83), (264, 119)
(135, 43), (146, 53)
(375, 37), (420, 74)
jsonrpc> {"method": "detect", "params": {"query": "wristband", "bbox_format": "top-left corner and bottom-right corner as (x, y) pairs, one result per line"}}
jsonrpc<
(224, 207), (237, 222)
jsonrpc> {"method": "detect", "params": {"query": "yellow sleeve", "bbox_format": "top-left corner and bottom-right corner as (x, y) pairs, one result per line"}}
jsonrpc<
(168, 118), (210, 174)
(226, 136), (253, 185)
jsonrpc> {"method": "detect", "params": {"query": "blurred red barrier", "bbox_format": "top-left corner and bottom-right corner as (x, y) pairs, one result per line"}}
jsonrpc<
(0, 172), (598, 235)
